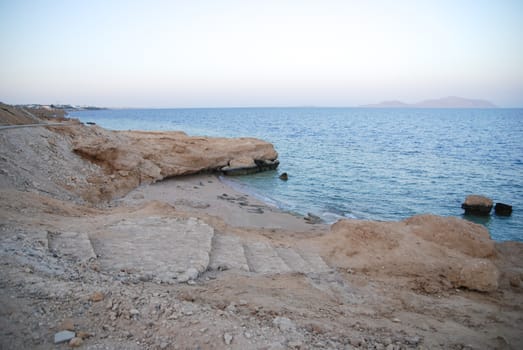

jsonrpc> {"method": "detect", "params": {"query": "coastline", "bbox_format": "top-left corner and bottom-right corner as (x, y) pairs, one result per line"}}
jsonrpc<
(117, 173), (327, 232)
(1, 103), (523, 349)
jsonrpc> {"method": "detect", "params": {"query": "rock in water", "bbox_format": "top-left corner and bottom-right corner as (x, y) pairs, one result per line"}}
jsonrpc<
(461, 195), (493, 216)
(279, 172), (288, 181)
(495, 203), (512, 216)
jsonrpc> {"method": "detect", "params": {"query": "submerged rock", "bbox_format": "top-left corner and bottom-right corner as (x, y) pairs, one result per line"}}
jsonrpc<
(462, 195), (493, 216)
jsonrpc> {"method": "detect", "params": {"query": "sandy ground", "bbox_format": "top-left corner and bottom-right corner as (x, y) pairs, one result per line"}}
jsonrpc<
(117, 174), (325, 232)
(1, 105), (522, 350)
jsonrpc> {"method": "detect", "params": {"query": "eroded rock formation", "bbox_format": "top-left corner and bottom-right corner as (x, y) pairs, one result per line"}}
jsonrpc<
(317, 214), (499, 292)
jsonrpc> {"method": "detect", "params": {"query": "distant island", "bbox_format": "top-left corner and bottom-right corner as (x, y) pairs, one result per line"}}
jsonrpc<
(362, 96), (497, 108)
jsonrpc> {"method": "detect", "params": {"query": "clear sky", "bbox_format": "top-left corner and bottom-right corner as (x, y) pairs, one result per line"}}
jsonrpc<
(1, 0), (522, 107)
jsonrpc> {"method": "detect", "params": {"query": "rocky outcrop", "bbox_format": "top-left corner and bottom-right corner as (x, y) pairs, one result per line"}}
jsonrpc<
(221, 158), (279, 175)
(72, 127), (278, 180)
(462, 195), (493, 216)
(317, 214), (499, 292)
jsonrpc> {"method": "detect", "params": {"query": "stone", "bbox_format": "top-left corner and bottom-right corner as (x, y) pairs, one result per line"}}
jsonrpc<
(177, 267), (199, 283)
(509, 274), (521, 288)
(69, 337), (83, 347)
(77, 331), (92, 339)
(59, 319), (75, 331)
(54, 330), (75, 344)
(224, 332), (233, 345)
(273, 316), (296, 332)
(304, 213), (322, 224)
(495, 203), (512, 216)
(461, 195), (493, 216)
(130, 309), (140, 316)
(89, 291), (104, 302)
(458, 260), (499, 292)
(279, 172), (288, 181)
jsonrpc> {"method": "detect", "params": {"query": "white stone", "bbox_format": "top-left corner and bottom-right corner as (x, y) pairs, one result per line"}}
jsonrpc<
(54, 330), (75, 344)
(224, 332), (233, 345)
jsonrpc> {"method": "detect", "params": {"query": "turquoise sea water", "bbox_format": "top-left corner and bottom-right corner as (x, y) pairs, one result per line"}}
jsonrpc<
(70, 108), (523, 242)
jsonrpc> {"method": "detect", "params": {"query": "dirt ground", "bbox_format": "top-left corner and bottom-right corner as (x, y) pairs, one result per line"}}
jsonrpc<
(1, 105), (522, 350)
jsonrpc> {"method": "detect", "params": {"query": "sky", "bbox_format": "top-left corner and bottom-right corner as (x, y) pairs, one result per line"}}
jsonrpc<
(0, 0), (522, 107)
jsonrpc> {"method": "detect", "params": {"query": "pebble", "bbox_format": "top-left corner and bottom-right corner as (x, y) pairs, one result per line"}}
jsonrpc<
(59, 319), (75, 331)
(77, 331), (91, 339)
(69, 337), (83, 347)
(224, 333), (233, 345)
(130, 309), (140, 316)
(89, 291), (104, 302)
(392, 318), (401, 323)
(54, 330), (75, 344)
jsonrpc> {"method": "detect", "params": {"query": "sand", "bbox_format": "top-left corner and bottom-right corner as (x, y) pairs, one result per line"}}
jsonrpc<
(1, 104), (523, 350)
(117, 174), (326, 232)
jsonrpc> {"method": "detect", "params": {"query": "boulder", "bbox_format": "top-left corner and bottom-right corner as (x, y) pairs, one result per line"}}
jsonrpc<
(317, 214), (500, 292)
(462, 195), (493, 216)
(495, 203), (512, 216)
(458, 260), (499, 292)
(279, 172), (288, 181)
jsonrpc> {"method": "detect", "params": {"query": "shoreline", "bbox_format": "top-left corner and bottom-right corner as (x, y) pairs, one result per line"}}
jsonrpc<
(117, 173), (328, 233)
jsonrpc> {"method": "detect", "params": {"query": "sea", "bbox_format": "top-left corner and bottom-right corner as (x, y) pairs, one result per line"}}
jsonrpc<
(70, 108), (523, 242)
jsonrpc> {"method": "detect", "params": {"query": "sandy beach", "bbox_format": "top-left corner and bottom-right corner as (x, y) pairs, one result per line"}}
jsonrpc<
(1, 104), (522, 350)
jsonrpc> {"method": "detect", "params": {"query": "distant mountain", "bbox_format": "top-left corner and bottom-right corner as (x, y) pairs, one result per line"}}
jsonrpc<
(362, 96), (497, 108)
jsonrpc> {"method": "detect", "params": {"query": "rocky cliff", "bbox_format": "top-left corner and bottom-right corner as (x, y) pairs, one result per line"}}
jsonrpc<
(1, 104), (279, 202)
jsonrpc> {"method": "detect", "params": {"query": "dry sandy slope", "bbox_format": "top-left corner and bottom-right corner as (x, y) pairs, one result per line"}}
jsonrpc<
(1, 105), (522, 349)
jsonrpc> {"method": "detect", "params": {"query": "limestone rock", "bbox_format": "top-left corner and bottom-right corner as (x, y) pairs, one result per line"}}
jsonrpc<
(462, 195), (493, 216)
(89, 291), (104, 302)
(54, 330), (75, 344)
(59, 319), (75, 331)
(404, 215), (495, 258)
(458, 260), (499, 292)
(69, 337), (83, 347)
(273, 316), (296, 332)
(177, 267), (199, 283)
(223, 332), (233, 345)
(319, 214), (500, 292)
(72, 127), (279, 198)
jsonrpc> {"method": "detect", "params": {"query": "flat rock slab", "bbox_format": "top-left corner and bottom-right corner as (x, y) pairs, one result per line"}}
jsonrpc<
(209, 234), (249, 272)
(47, 231), (96, 263)
(243, 242), (292, 274)
(90, 217), (214, 283)
(54, 330), (75, 344)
